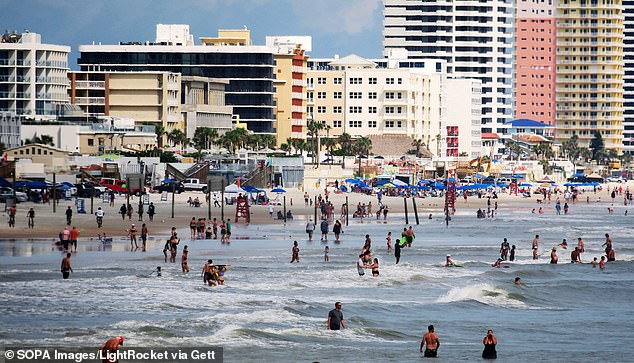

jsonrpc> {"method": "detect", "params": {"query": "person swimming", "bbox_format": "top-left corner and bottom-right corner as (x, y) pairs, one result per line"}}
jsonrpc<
(445, 254), (455, 267)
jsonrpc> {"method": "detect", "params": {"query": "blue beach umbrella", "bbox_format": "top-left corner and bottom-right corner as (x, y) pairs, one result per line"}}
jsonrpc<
(271, 188), (286, 193)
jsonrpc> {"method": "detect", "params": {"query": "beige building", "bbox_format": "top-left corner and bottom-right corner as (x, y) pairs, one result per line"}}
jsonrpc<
(444, 78), (482, 158)
(78, 126), (156, 154)
(6, 143), (69, 165)
(200, 29), (251, 46)
(69, 71), (182, 145)
(307, 54), (446, 154)
(181, 76), (233, 138)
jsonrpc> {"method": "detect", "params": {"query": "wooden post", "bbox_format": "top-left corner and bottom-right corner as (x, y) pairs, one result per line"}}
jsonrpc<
(221, 178), (225, 221)
(171, 182), (175, 219)
(52, 173), (56, 213)
(283, 195), (287, 223)
(90, 194), (94, 215)
(345, 195), (349, 226)
(412, 197), (419, 225)
(403, 197), (409, 225)
(207, 180), (211, 220)
(314, 195), (318, 222)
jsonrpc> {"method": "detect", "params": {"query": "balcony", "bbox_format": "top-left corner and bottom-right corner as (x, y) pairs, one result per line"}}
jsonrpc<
(74, 80), (105, 89)
(291, 132), (305, 139)
(292, 66), (307, 73)
(75, 96), (105, 105)
(291, 105), (304, 113)
(167, 114), (180, 123)
(291, 92), (306, 100)
(292, 79), (305, 87)
(291, 118), (306, 126)
(167, 98), (179, 106)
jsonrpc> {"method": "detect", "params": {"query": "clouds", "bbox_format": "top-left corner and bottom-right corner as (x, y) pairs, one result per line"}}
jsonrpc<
(289, 0), (382, 35)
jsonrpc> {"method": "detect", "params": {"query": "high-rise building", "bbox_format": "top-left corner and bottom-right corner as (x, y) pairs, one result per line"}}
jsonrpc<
(515, 0), (557, 125)
(78, 25), (276, 134)
(306, 54), (451, 156)
(555, 0), (625, 151)
(444, 78), (482, 159)
(68, 71), (182, 144)
(383, 0), (514, 156)
(0, 31), (69, 117)
(624, 1), (634, 154)
(266, 36), (312, 147)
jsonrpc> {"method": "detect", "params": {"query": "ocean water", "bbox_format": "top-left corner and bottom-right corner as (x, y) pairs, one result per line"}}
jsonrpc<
(1, 201), (633, 362)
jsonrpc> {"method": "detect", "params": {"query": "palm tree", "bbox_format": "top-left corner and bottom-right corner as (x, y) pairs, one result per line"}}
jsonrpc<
(322, 138), (337, 165)
(606, 149), (619, 164)
(412, 139), (425, 157)
(337, 133), (353, 168)
(167, 129), (184, 148)
(280, 142), (291, 155)
(307, 120), (326, 167)
(352, 137), (372, 177)
(260, 134), (276, 150)
(505, 140), (522, 161)
(154, 125), (166, 149)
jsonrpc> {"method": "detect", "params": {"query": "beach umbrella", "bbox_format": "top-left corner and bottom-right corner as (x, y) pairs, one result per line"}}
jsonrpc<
(392, 179), (408, 187)
(271, 188), (286, 194)
(520, 183), (532, 187)
(383, 183), (396, 188)
(339, 185), (348, 192)
(572, 173), (586, 178)
(512, 174), (523, 179)
(162, 179), (175, 183)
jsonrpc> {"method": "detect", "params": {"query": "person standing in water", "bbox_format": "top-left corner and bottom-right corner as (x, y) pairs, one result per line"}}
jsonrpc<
(571, 247), (581, 263)
(532, 235), (540, 260)
(141, 223), (148, 251)
(333, 220), (342, 242)
(324, 246), (329, 262)
(291, 241), (300, 263)
(327, 302), (346, 330)
(550, 247), (558, 264)
(482, 329), (498, 359)
(100, 336), (124, 363)
(128, 224), (138, 249)
(509, 245), (516, 262)
(305, 218), (315, 241)
(577, 237), (585, 254)
(181, 245), (190, 273)
(420, 325), (441, 358)
(60, 253), (73, 279)
(600, 256), (606, 269)
(500, 238), (510, 261)
(395, 238), (402, 264)
(386, 232), (392, 253)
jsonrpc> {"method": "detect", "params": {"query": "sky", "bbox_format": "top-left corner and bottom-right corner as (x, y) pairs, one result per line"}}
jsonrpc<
(2, 0), (385, 69)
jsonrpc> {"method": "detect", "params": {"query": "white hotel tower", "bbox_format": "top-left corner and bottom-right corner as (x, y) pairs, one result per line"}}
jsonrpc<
(383, 0), (514, 156)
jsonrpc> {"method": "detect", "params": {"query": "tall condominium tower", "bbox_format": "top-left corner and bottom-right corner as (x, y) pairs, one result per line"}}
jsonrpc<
(624, 0), (634, 154)
(515, 0), (557, 125)
(383, 0), (514, 156)
(555, 0), (624, 151)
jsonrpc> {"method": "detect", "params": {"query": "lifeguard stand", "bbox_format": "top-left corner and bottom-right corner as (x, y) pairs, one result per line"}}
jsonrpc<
(235, 195), (251, 223)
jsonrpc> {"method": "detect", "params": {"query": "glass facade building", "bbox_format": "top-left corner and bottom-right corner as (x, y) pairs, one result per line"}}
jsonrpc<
(78, 46), (276, 133)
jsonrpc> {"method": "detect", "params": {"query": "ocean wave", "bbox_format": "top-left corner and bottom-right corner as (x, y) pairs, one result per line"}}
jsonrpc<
(436, 283), (528, 308)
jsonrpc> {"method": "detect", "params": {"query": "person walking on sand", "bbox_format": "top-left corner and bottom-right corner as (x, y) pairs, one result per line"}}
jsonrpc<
(60, 253), (73, 279)
(482, 329), (497, 359)
(65, 206), (73, 225)
(126, 203), (133, 220)
(95, 207), (104, 228)
(119, 204), (127, 221)
(420, 325), (441, 358)
(8, 205), (16, 227)
(148, 202), (155, 221)
(26, 208), (35, 228)
(291, 240), (300, 263)
(137, 201), (144, 221)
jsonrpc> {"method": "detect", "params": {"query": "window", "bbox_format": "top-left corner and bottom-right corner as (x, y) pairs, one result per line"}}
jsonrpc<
(307, 106), (314, 116)
(385, 106), (395, 114)
(368, 120), (377, 128)
(369, 77), (377, 84)
(349, 92), (362, 99)
(317, 106), (326, 113)
(369, 106), (377, 114)
(333, 106), (342, 113)
(87, 139), (94, 146)
(333, 120), (342, 128)
(350, 77), (362, 84)
(397, 106), (403, 114)
(397, 78), (403, 84)
(317, 77), (326, 85)
(385, 121), (395, 128)
(368, 92), (377, 99)
(334, 77), (342, 84)
(349, 120), (362, 128)
(397, 92), (403, 99)
(317, 92), (326, 99)
(386, 78), (395, 84)
(37, 149), (41, 155)
(349, 106), (362, 113)
(385, 92), (395, 99)
(334, 91), (342, 99)
(397, 121), (403, 128)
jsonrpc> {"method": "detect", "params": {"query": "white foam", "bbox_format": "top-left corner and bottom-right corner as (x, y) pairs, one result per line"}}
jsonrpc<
(436, 283), (527, 308)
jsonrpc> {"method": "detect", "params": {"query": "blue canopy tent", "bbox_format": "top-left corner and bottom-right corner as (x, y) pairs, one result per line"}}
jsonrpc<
(241, 185), (260, 193)
(572, 173), (586, 178)
(345, 178), (362, 184)
(0, 177), (12, 188)
(520, 182), (532, 187)
(392, 179), (408, 187)
(162, 179), (175, 183)
(339, 185), (348, 192)
(26, 181), (48, 189)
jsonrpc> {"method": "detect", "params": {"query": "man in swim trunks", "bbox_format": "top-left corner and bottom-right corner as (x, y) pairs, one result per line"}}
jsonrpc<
(61, 253), (73, 279)
(202, 259), (217, 286)
(357, 254), (366, 276)
(420, 324), (440, 357)
(291, 241), (300, 263)
(100, 336), (124, 363)
(69, 226), (80, 252)
(532, 235), (539, 260)
(570, 247), (581, 263)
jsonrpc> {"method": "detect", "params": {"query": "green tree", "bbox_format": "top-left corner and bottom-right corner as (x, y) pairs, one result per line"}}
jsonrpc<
(306, 120), (326, 167)
(505, 140), (522, 161)
(0, 142), (5, 154)
(154, 125), (166, 149)
(192, 127), (218, 157)
(337, 132), (353, 168)
(619, 152), (632, 167)
(589, 131), (605, 163)
(352, 137), (372, 177)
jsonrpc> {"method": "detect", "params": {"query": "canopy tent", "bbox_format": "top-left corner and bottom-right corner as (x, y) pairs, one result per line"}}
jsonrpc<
(26, 181), (48, 189)
(520, 183), (533, 187)
(0, 177), (12, 188)
(392, 179), (408, 187)
(241, 185), (262, 193)
(382, 183), (396, 189)
(224, 184), (246, 194)
(472, 173), (487, 179)
(345, 178), (363, 184)
(572, 173), (586, 178)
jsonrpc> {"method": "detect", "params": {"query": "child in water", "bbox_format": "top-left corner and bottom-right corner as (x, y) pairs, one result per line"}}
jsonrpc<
(324, 246), (329, 262)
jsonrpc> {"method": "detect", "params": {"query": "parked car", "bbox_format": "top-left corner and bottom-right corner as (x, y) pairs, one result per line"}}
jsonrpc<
(99, 178), (146, 195)
(183, 178), (208, 193)
(153, 181), (185, 194)
(606, 176), (625, 183)
(0, 187), (28, 203)
(75, 182), (105, 198)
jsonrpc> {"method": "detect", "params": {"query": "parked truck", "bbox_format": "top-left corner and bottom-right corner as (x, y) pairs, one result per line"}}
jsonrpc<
(183, 178), (208, 193)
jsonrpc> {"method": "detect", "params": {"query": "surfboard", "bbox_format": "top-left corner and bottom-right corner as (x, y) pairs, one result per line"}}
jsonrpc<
(398, 235), (415, 247)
